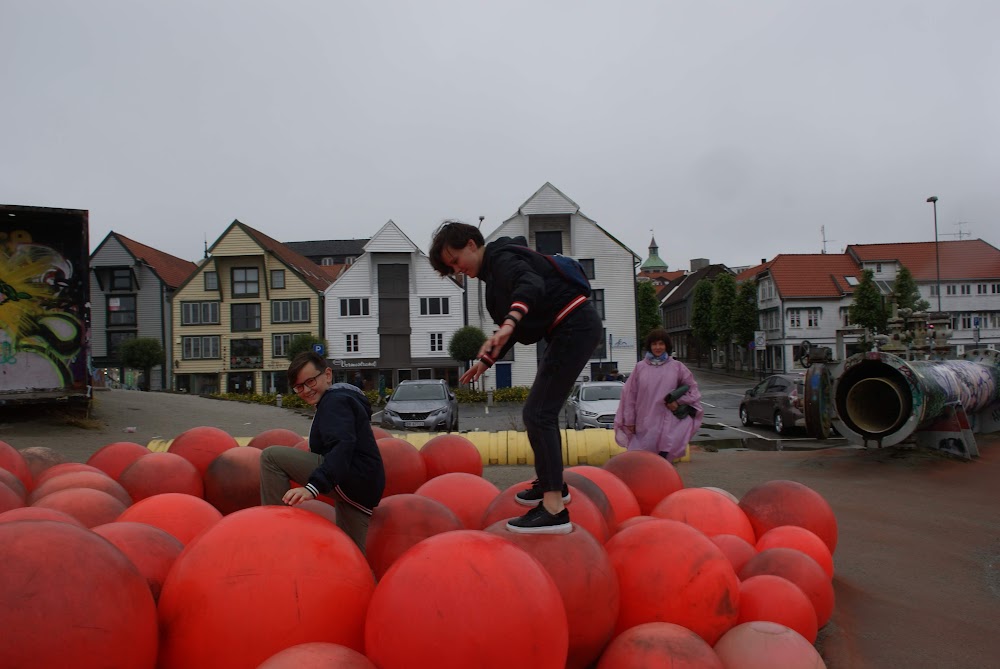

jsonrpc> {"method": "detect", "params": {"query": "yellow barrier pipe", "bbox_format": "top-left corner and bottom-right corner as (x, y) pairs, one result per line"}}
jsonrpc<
(147, 430), (691, 466)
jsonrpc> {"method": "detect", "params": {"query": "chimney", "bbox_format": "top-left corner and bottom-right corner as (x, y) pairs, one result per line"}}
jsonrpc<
(761, 258), (766, 265)
(690, 258), (709, 272)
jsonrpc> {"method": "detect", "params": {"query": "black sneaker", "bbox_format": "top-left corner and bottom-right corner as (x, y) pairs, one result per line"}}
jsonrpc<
(515, 479), (571, 507)
(506, 503), (572, 535)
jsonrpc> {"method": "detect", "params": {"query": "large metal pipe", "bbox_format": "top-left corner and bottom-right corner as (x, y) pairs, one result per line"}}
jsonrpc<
(829, 350), (1000, 447)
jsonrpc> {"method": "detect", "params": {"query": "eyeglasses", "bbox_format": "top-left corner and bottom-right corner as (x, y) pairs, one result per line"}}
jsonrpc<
(291, 370), (324, 394)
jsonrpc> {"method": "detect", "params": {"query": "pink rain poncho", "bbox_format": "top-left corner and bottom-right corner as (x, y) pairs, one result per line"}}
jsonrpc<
(614, 354), (703, 461)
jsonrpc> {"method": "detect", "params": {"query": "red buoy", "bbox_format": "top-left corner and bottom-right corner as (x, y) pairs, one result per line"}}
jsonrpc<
(117, 492), (223, 545)
(257, 642), (376, 668)
(86, 441), (150, 480)
(597, 621), (723, 668)
(414, 472), (499, 529)
(93, 521), (184, 601)
(365, 493), (464, 579)
(738, 575), (818, 643)
(419, 433), (483, 478)
(203, 446), (262, 514)
(739, 479), (838, 554)
(376, 437), (427, 497)
(602, 451), (683, 515)
(247, 428), (304, 450)
(167, 426), (239, 476)
(740, 547), (835, 627)
(118, 452), (204, 501)
(713, 621), (826, 669)
(651, 487), (755, 544)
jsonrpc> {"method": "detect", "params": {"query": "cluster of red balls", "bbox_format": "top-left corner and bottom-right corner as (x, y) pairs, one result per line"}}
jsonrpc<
(0, 430), (836, 668)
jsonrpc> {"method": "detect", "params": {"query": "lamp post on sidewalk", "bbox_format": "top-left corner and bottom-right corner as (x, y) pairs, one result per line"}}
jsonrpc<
(926, 196), (942, 312)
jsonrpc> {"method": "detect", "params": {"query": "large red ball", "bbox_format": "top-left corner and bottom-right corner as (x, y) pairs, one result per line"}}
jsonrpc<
(651, 487), (755, 544)
(376, 437), (427, 497)
(93, 521), (185, 601)
(86, 441), (150, 480)
(419, 433), (483, 478)
(603, 451), (684, 514)
(247, 428), (304, 450)
(203, 446), (262, 514)
(117, 492), (223, 545)
(739, 480), (838, 554)
(566, 465), (641, 528)
(711, 534), (758, 574)
(28, 471), (132, 507)
(756, 525), (835, 578)
(365, 493), (464, 579)
(365, 530), (568, 668)
(738, 575), (818, 643)
(596, 622), (724, 669)
(605, 519), (739, 644)
(258, 642), (376, 668)
(482, 480), (610, 543)
(414, 472), (499, 529)
(0, 468), (27, 500)
(0, 440), (32, 490)
(371, 426), (393, 440)
(0, 506), (85, 527)
(0, 482), (23, 514)
(0, 520), (158, 668)
(485, 520), (620, 669)
(34, 463), (106, 487)
(167, 426), (239, 476)
(740, 547), (835, 627)
(564, 470), (618, 535)
(32, 487), (127, 528)
(158, 506), (375, 669)
(119, 452), (204, 501)
(713, 621), (826, 669)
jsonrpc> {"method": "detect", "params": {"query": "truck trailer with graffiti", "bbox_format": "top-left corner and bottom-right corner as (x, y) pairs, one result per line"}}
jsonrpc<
(0, 205), (91, 406)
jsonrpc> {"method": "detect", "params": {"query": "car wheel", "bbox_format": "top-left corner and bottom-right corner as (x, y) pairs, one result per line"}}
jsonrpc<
(740, 406), (752, 426)
(774, 412), (785, 435)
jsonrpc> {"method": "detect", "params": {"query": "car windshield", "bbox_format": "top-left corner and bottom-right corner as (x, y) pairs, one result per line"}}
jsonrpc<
(391, 384), (446, 401)
(581, 385), (622, 402)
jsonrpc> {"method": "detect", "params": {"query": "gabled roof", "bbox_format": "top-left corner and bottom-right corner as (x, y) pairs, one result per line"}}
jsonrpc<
(284, 239), (369, 258)
(640, 269), (685, 282)
(764, 254), (863, 299)
(734, 261), (771, 283)
(661, 264), (732, 306)
(846, 239), (1000, 281)
(103, 232), (198, 289)
(317, 264), (348, 282)
(238, 223), (332, 292)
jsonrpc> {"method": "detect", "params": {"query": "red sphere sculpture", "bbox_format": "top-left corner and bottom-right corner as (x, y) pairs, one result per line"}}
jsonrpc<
(93, 521), (185, 601)
(485, 519), (620, 669)
(247, 428), (304, 450)
(711, 534), (758, 574)
(0, 520), (158, 668)
(376, 437), (427, 497)
(167, 426), (239, 476)
(118, 452), (204, 501)
(740, 547), (835, 627)
(566, 465), (641, 528)
(564, 470), (618, 535)
(0, 468), (26, 500)
(605, 519), (739, 644)
(365, 530), (568, 668)
(756, 525), (834, 578)
(32, 487), (127, 528)
(158, 506), (375, 669)
(86, 441), (150, 480)
(258, 642), (377, 669)
(713, 621), (826, 669)
(739, 479), (838, 554)
(0, 440), (32, 490)
(481, 480), (610, 543)
(596, 622), (724, 669)
(371, 426), (393, 440)
(602, 451), (683, 515)
(34, 463), (106, 487)
(0, 506), (85, 527)
(414, 472), (499, 529)
(0, 482), (23, 514)
(419, 433), (483, 478)
(366, 493), (464, 579)
(651, 487), (755, 544)
(738, 575), (818, 643)
(28, 471), (132, 507)
(117, 492), (223, 545)
(203, 446), (262, 514)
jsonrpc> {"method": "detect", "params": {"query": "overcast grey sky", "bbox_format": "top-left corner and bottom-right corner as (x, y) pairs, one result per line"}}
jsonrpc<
(2, 1), (996, 270)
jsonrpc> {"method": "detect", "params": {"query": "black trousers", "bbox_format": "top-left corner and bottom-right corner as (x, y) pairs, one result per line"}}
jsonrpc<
(522, 302), (603, 493)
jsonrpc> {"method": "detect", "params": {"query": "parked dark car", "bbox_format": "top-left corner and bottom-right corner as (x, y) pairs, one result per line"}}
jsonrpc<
(739, 374), (804, 435)
(381, 379), (459, 432)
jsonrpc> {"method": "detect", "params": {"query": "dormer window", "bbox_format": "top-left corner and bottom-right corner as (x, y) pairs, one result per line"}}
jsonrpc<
(111, 268), (132, 291)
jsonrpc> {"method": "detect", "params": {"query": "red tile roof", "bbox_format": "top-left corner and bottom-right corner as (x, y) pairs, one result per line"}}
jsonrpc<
(847, 240), (1000, 281)
(640, 269), (686, 282)
(115, 233), (197, 289)
(734, 261), (771, 283)
(765, 254), (863, 299)
(240, 223), (333, 292)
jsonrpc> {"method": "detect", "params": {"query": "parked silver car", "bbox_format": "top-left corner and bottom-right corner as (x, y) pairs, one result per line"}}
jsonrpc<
(381, 379), (459, 432)
(564, 381), (623, 430)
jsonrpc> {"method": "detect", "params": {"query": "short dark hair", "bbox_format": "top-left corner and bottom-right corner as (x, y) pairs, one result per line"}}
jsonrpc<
(429, 220), (484, 277)
(287, 351), (328, 385)
(645, 328), (673, 354)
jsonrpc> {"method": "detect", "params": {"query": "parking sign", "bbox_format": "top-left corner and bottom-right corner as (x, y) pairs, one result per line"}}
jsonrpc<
(312, 343), (325, 356)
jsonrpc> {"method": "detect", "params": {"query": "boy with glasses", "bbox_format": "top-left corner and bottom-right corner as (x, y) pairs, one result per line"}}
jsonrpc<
(260, 351), (385, 554)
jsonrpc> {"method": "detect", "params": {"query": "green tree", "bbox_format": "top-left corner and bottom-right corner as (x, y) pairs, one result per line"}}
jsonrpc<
(712, 273), (738, 369)
(636, 280), (662, 345)
(849, 269), (888, 338)
(448, 326), (487, 370)
(732, 279), (759, 351)
(892, 265), (930, 312)
(287, 334), (329, 361)
(691, 279), (716, 366)
(119, 337), (164, 392)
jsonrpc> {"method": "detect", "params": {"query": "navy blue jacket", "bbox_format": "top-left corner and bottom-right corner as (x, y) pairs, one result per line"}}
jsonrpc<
(305, 383), (385, 514)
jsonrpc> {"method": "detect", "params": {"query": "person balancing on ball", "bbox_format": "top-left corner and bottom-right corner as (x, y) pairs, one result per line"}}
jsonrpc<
(430, 220), (601, 533)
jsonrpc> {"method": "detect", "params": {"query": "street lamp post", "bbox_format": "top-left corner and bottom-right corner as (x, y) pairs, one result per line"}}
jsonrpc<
(926, 196), (942, 312)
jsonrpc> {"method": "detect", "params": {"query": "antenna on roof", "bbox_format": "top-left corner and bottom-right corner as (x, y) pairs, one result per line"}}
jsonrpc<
(203, 234), (209, 259)
(941, 221), (971, 240)
(478, 215), (484, 229)
(820, 225), (836, 254)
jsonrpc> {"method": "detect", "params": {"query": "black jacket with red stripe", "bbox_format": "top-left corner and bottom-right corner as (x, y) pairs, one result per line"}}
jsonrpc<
(478, 236), (589, 367)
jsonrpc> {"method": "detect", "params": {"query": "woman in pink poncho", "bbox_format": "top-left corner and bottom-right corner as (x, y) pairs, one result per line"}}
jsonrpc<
(614, 329), (703, 462)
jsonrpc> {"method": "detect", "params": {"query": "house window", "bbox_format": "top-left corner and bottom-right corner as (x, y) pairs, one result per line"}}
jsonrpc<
(535, 231), (563, 255)
(232, 268), (259, 296)
(590, 289), (605, 319)
(345, 333), (359, 353)
(840, 307), (851, 327)
(231, 338), (263, 369)
(875, 263), (882, 273)
(182, 336), (221, 359)
(946, 285), (956, 295)
(580, 259), (595, 280)
(788, 309), (801, 328)
(430, 333), (444, 352)
(231, 303), (261, 331)
(272, 299), (310, 323)
(592, 328), (607, 359)
(272, 333), (298, 358)
(807, 308), (820, 327)
(181, 301), (220, 325)
(107, 295), (136, 326)
(271, 270), (285, 289)
(111, 269), (132, 291)
(321, 257), (335, 266)
(930, 285), (939, 296)
(961, 284), (971, 295)
(977, 283), (987, 294)
(990, 312), (1000, 328)
(340, 298), (370, 317)
(992, 284), (1000, 294)
(420, 297), (449, 315)
(107, 331), (136, 358)
(759, 279), (775, 300)
(960, 314), (972, 329)
(204, 271), (219, 291)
